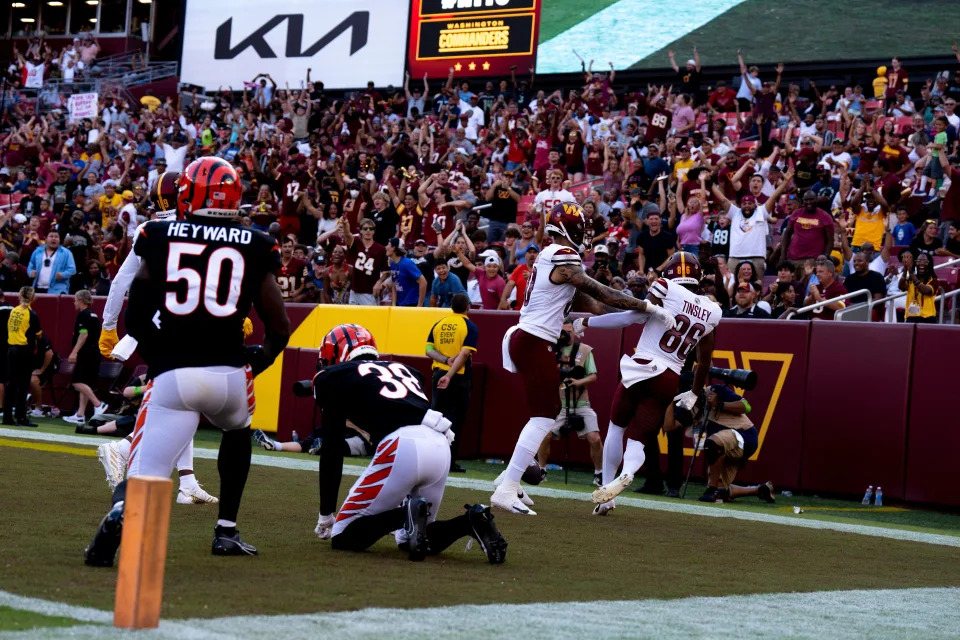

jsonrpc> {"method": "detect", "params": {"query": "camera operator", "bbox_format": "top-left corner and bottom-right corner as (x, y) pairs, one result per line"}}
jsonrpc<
(535, 318), (604, 487)
(696, 383), (775, 504)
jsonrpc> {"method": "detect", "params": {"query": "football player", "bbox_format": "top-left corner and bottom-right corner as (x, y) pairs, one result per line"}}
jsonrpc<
(84, 157), (291, 566)
(492, 201), (676, 515)
(93, 172), (218, 505)
(311, 324), (507, 564)
(578, 252), (721, 514)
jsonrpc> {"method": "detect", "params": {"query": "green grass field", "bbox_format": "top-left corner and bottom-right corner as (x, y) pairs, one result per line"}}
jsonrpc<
(537, 0), (958, 73)
(2, 423), (960, 637)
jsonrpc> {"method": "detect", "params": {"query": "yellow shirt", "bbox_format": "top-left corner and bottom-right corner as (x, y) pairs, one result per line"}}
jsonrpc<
(7, 305), (39, 347)
(98, 193), (123, 227)
(673, 158), (695, 182)
(905, 278), (937, 319)
(851, 207), (886, 248)
(426, 313), (478, 375)
(872, 77), (887, 99)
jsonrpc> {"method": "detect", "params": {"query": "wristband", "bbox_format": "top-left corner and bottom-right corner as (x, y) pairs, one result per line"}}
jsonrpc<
(133, 386), (142, 397)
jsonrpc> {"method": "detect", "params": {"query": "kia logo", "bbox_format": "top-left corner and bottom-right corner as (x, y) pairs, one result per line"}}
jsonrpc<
(214, 12), (369, 59)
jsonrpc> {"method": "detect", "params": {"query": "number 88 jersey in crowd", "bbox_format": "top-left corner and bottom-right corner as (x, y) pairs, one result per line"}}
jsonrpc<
(131, 159), (282, 376)
(622, 253), (722, 386)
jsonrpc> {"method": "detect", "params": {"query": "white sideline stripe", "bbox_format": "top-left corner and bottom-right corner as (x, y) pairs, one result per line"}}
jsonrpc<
(4, 428), (960, 549)
(536, 0), (748, 74)
(3, 588), (960, 639)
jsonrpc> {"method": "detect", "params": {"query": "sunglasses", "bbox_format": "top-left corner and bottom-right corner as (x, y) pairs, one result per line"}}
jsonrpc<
(361, 227), (375, 231)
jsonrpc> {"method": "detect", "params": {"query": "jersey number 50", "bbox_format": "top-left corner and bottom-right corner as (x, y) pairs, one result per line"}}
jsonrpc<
(166, 242), (246, 317)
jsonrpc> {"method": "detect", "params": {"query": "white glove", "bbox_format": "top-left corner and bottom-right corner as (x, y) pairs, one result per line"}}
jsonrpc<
(674, 390), (698, 412)
(572, 317), (586, 337)
(648, 304), (677, 331)
(314, 513), (335, 539)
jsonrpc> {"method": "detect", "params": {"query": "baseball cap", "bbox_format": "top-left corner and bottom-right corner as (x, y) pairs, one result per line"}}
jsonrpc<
(388, 237), (402, 249)
(741, 194), (757, 204)
(13, 213), (26, 224)
(312, 253), (325, 265)
(122, 190), (135, 200)
(678, 145), (690, 152)
(155, 158), (167, 165)
(483, 255), (500, 267)
(736, 283), (751, 292)
(414, 238), (427, 246)
(594, 244), (610, 256)
(686, 59), (696, 66)
(0, 167), (9, 176)
(525, 244), (539, 253)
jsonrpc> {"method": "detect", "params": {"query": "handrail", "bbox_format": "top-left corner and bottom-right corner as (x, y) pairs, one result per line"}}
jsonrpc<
(936, 287), (960, 324)
(863, 257), (960, 322)
(783, 288), (871, 320)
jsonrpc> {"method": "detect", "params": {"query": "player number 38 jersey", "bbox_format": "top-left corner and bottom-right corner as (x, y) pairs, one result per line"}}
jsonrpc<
(625, 278), (722, 384)
(518, 243), (581, 342)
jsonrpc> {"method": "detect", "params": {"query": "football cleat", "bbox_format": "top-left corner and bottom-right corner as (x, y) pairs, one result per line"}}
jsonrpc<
(464, 504), (507, 564)
(592, 500), (616, 516)
(491, 482), (536, 515)
(492, 471), (535, 506)
(592, 471), (634, 504)
(84, 501), (124, 567)
(252, 428), (277, 451)
(97, 442), (125, 490)
(593, 472), (603, 488)
(211, 526), (257, 556)
(403, 496), (431, 561)
(177, 485), (219, 504)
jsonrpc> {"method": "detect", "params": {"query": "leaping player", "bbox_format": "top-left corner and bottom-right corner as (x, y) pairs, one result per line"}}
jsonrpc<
(93, 172), (219, 505)
(491, 201), (677, 515)
(580, 251), (721, 514)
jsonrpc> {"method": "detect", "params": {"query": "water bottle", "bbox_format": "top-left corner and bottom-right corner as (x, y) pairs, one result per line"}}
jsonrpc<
(292, 430), (299, 443)
(861, 485), (873, 505)
(874, 486), (883, 507)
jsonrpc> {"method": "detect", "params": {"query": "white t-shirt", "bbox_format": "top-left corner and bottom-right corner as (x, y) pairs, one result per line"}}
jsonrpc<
(736, 75), (762, 102)
(727, 205), (768, 258)
(534, 188), (575, 214)
(819, 151), (852, 178)
(162, 143), (189, 172)
(36, 251), (55, 288)
(846, 253), (886, 276)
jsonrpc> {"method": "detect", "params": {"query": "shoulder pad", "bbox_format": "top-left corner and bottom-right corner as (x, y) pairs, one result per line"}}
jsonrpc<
(650, 278), (669, 299)
(551, 246), (582, 265)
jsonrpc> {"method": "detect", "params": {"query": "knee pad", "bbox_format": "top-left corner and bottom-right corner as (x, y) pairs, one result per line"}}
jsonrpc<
(704, 438), (722, 465)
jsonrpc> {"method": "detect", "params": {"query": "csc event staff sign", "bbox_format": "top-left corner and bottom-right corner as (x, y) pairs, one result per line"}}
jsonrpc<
(408, 0), (541, 78)
(180, 0), (410, 90)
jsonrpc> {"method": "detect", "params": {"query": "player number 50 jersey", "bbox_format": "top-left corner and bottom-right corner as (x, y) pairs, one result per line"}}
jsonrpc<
(623, 278), (722, 385)
(518, 243), (581, 342)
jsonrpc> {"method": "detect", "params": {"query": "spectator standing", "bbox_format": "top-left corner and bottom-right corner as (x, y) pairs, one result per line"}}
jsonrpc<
(736, 50), (763, 110)
(899, 253), (938, 323)
(4, 287), (41, 427)
(484, 171), (521, 243)
(62, 290), (107, 425)
(386, 238), (427, 307)
(28, 230), (76, 294)
(343, 217), (388, 306)
(843, 252), (887, 317)
(459, 253), (505, 310)
(500, 245), (538, 310)
(425, 293), (478, 473)
(782, 191), (836, 272)
(429, 259), (466, 308)
(635, 210), (676, 274)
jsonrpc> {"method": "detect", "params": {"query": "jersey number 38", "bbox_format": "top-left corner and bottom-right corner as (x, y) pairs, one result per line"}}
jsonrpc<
(358, 362), (428, 401)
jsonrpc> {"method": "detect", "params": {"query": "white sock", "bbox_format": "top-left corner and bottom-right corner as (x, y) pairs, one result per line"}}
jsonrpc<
(504, 417), (553, 485)
(116, 438), (131, 461)
(602, 423), (626, 484)
(594, 469), (602, 475)
(216, 519), (236, 529)
(919, 175), (928, 192)
(622, 439), (646, 476)
(175, 441), (194, 472)
(179, 473), (199, 491)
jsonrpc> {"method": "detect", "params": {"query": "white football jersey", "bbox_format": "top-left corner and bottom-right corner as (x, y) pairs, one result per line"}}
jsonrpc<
(623, 278), (722, 383)
(518, 243), (581, 342)
(534, 189), (575, 214)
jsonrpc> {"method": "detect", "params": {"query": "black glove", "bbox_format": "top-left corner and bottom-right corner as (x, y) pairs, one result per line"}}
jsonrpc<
(244, 345), (271, 377)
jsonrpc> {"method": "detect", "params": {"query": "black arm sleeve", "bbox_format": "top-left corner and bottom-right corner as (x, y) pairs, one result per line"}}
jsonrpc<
(125, 261), (162, 359)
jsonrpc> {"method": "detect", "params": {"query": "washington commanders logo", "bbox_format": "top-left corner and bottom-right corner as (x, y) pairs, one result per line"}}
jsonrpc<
(561, 202), (585, 222)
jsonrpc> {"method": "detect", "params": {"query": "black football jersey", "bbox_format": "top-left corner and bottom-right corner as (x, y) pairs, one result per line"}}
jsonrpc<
(314, 359), (432, 515)
(131, 219), (281, 376)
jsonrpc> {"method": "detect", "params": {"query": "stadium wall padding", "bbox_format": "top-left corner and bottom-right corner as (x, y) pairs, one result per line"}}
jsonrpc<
(18, 296), (959, 506)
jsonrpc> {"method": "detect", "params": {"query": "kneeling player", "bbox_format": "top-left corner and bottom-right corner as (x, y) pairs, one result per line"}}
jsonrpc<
(578, 252), (721, 514)
(310, 324), (507, 564)
(253, 424), (373, 457)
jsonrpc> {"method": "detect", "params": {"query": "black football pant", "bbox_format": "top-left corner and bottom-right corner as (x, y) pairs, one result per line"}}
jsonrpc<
(331, 507), (471, 554)
(4, 345), (33, 423)
(431, 369), (470, 464)
(643, 427), (683, 490)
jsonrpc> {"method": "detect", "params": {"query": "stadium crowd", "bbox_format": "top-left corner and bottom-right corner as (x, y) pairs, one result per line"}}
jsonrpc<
(3, 42), (960, 322)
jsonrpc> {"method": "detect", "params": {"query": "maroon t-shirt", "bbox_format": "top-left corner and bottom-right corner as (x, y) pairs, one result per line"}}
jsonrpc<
(810, 278), (848, 320)
(475, 271), (505, 310)
(645, 108), (672, 143)
(786, 208), (835, 260)
(885, 68), (908, 99)
(276, 171), (309, 219)
(878, 144), (910, 175)
(276, 257), (308, 300)
(346, 239), (388, 294)
(942, 166), (960, 222)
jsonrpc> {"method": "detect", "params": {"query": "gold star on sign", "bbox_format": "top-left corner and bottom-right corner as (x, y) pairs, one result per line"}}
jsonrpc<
(482, 61), (490, 71)
(468, 62), (476, 71)
(454, 62), (462, 72)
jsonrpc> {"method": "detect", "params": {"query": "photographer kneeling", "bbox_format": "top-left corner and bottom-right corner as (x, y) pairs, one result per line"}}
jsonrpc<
(535, 318), (603, 487)
(697, 384), (775, 504)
